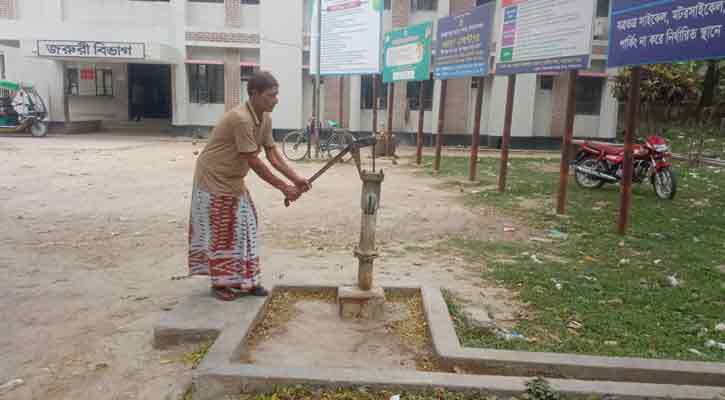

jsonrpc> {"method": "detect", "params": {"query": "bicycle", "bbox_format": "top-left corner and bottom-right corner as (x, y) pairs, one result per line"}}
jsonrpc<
(282, 119), (354, 162)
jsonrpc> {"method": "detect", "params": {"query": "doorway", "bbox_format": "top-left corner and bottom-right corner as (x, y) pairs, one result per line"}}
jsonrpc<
(128, 64), (171, 120)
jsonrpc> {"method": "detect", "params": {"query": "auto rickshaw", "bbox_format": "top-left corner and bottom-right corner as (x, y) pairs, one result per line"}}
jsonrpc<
(0, 79), (49, 137)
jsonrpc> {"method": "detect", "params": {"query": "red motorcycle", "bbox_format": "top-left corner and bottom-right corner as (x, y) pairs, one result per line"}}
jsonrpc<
(572, 135), (677, 200)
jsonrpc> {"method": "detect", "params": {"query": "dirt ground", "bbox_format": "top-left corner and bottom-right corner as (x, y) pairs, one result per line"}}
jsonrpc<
(0, 134), (528, 400)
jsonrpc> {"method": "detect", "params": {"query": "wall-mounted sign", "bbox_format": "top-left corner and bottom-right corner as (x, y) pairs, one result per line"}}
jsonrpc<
(37, 41), (145, 59)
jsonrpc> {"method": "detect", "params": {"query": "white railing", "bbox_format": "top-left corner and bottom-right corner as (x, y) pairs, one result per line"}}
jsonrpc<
(0, 88), (13, 98)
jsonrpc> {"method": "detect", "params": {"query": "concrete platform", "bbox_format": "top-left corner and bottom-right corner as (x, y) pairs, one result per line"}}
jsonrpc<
(153, 283), (725, 400)
(337, 285), (385, 320)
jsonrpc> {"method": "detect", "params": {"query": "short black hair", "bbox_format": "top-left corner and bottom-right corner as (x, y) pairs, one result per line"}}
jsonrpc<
(247, 71), (279, 96)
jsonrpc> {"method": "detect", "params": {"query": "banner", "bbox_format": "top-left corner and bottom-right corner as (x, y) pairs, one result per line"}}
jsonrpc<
(311, 0), (383, 75)
(608, 0), (725, 67)
(383, 22), (432, 83)
(494, 0), (595, 75)
(434, 3), (495, 80)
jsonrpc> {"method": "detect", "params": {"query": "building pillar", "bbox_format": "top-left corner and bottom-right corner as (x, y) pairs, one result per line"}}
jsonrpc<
(0, 0), (16, 18)
(225, 0), (242, 28)
(391, 0), (410, 131)
(549, 73), (573, 137)
(224, 48), (242, 111)
(349, 75), (361, 131)
(598, 69), (619, 139)
(443, 0), (475, 136)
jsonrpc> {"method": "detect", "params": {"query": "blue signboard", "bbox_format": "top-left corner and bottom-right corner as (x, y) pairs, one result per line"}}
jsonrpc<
(608, 0), (725, 67)
(434, 3), (495, 80)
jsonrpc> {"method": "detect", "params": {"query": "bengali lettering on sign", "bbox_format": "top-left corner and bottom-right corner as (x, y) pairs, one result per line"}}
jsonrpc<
(494, 0), (595, 75)
(434, 3), (495, 80)
(37, 41), (145, 59)
(608, 0), (725, 67)
(383, 22), (432, 83)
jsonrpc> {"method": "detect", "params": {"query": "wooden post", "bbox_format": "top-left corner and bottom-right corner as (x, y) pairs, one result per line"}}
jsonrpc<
(339, 76), (344, 128)
(386, 82), (395, 156)
(372, 75), (378, 135)
(372, 75), (378, 171)
(498, 74), (516, 192)
(617, 66), (642, 235)
(556, 70), (578, 214)
(416, 80), (426, 165)
(469, 76), (484, 181)
(310, 75), (317, 160)
(434, 80), (448, 171)
(62, 64), (71, 127)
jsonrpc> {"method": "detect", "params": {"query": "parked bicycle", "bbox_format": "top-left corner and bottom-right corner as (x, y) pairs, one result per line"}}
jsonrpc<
(282, 119), (354, 162)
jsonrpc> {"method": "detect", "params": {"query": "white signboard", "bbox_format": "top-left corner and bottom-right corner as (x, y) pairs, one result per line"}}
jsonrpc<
(310, 0), (382, 75)
(494, 0), (595, 75)
(37, 41), (145, 59)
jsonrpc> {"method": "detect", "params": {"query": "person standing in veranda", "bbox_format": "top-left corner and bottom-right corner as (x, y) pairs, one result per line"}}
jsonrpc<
(188, 71), (310, 301)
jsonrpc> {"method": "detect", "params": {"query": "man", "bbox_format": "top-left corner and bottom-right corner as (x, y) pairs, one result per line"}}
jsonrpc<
(131, 81), (144, 122)
(188, 71), (310, 301)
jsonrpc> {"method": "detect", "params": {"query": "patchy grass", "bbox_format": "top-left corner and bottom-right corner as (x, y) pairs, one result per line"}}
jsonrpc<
(161, 340), (212, 368)
(236, 382), (565, 400)
(421, 155), (725, 362)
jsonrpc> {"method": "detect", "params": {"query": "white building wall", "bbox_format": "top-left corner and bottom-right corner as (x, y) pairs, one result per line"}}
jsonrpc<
(186, 2), (225, 29)
(260, 0), (302, 130)
(0, 0), (617, 137)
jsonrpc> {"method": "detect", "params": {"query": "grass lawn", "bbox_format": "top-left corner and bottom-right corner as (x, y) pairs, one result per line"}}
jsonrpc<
(415, 155), (725, 362)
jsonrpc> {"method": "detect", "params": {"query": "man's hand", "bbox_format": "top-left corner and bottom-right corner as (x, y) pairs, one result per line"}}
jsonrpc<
(280, 185), (302, 203)
(293, 177), (311, 193)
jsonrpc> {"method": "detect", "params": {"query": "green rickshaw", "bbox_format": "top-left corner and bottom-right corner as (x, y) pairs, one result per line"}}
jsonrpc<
(0, 79), (49, 137)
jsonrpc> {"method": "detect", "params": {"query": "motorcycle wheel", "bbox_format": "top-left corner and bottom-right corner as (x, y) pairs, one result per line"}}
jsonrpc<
(30, 121), (48, 137)
(574, 157), (606, 189)
(652, 167), (677, 200)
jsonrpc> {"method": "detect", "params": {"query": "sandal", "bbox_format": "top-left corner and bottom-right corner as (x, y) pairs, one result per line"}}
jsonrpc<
(251, 286), (269, 297)
(212, 287), (240, 301)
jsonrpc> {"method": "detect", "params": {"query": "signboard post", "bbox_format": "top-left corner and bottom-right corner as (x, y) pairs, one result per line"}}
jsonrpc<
(383, 22), (433, 159)
(434, 3), (495, 174)
(608, 0), (725, 234)
(494, 0), (594, 199)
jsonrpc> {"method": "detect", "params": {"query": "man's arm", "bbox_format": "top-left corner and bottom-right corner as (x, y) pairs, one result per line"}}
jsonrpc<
(244, 153), (301, 201)
(264, 146), (310, 191)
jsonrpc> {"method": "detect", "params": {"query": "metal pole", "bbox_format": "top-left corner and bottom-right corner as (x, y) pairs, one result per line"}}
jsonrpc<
(469, 76), (484, 180)
(434, 79), (447, 171)
(556, 70), (578, 214)
(617, 66), (642, 235)
(386, 82), (395, 157)
(416, 80), (426, 165)
(313, 0), (322, 159)
(498, 74), (516, 192)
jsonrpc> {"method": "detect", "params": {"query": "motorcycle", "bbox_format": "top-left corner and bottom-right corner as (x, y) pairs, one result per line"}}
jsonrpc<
(572, 135), (677, 200)
(0, 79), (49, 137)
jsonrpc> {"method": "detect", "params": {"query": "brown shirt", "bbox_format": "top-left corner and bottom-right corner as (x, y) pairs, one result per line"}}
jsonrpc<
(193, 102), (275, 196)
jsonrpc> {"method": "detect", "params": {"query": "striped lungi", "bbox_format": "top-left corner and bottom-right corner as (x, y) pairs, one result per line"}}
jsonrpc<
(188, 186), (260, 290)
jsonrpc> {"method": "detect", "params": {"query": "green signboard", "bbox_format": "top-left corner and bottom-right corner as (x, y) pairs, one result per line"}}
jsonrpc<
(383, 22), (432, 83)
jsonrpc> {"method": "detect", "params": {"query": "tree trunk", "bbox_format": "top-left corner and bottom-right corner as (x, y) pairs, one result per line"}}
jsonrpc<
(697, 60), (719, 120)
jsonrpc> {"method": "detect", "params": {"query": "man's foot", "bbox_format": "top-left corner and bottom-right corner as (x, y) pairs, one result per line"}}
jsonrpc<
(251, 286), (269, 297)
(212, 287), (240, 301)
